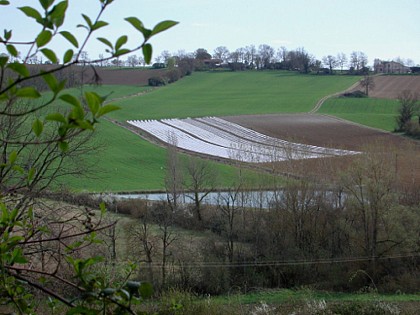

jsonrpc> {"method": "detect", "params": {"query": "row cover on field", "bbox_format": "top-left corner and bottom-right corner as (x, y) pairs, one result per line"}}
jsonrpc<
(127, 117), (359, 163)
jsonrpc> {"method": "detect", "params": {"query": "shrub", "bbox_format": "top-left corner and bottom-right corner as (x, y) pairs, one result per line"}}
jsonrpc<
(341, 90), (367, 98)
(149, 76), (167, 86)
(165, 68), (182, 83)
(403, 121), (420, 138)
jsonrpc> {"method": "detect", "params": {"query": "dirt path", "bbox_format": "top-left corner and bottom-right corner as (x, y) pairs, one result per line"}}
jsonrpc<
(309, 79), (362, 113)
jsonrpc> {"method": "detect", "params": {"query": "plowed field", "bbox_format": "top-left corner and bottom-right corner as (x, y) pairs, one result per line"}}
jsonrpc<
(354, 75), (420, 99)
(224, 114), (420, 186)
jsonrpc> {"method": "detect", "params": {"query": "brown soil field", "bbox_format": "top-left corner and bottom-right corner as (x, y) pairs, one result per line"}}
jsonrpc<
(224, 114), (420, 187)
(353, 75), (420, 99)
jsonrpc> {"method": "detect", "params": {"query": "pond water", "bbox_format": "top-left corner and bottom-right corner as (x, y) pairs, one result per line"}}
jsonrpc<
(98, 190), (343, 209)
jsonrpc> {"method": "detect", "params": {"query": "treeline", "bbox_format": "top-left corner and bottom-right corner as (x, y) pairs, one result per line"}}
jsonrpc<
(86, 144), (420, 295)
(146, 47), (369, 87)
(149, 46), (371, 75)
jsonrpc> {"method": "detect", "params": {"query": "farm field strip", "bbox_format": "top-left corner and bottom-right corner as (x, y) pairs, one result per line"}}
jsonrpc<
(197, 117), (359, 156)
(128, 118), (359, 163)
(128, 119), (264, 162)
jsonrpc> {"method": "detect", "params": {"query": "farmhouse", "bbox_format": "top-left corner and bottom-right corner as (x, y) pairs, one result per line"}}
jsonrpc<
(374, 59), (410, 74)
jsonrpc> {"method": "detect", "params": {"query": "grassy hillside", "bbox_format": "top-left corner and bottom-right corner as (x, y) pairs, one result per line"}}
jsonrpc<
(62, 72), (361, 192)
(108, 71), (360, 121)
(318, 97), (399, 131)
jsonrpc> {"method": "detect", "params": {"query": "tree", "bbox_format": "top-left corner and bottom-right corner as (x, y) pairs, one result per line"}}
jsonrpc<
(126, 54), (138, 67)
(342, 146), (397, 277)
(165, 133), (183, 212)
(322, 55), (338, 74)
(0, 0), (177, 313)
(258, 44), (275, 69)
(194, 48), (211, 60)
(213, 46), (230, 63)
(159, 50), (171, 65)
(336, 52), (347, 73)
(350, 51), (368, 73)
(360, 74), (375, 96)
(244, 45), (257, 68)
(395, 90), (419, 132)
(184, 157), (218, 221)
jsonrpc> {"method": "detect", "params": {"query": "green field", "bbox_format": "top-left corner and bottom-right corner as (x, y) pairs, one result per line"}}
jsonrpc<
(64, 71), (368, 192)
(319, 97), (399, 131)
(107, 71), (360, 121)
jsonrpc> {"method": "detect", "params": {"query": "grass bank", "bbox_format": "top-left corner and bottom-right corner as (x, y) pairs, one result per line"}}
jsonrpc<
(319, 97), (399, 131)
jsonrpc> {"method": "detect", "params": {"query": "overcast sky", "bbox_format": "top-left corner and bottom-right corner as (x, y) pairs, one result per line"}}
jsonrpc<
(2, 0), (420, 65)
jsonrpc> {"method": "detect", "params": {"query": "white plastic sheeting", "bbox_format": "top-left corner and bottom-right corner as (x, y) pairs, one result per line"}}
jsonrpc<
(127, 117), (359, 163)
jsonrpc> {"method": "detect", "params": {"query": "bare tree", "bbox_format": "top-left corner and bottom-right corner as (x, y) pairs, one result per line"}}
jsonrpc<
(360, 74), (375, 96)
(350, 51), (368, 73)
(126, 55), (138, 67)
(342, 145), (397, 276)
(165, 133), (183, 211)
(336, 52), (347, 73)
(213, 46), (230, 63)
(244, 45), (257, 68)
(125, 205), (158, 284)
(258, 44), (275, 69)
(153, 202), (178, 288)
(322, 55), (338, 74)
(184, 157), (218, 221)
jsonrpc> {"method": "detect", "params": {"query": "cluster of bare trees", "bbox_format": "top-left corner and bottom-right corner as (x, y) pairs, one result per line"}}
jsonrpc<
(115, 144), (419, 294)
(141, 45), (372, 74)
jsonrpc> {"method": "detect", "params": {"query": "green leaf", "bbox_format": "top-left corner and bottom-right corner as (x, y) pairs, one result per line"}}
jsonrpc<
(81, 14), (92, 28)
(115, 35), (127, 51)
(12, 165), (24, 174)
(84, 92), (101, 115)
(7, 63), (29, 77)
(39, 0), (54, 10)
(41, 72), (58, 91)
(27, 167), (36, 182)
(124, 17), (145, 32)
(32, 119), (44, 137)
(40, 48), (58, 63)
(18, 6), (42, 21)
(60, 31), (79, 48)
(4, 29), (12, 40)
(142, 43), (152, 64)
(0, 1), (10, 5)
(97, 37), (113, 50)
(0, 55), (9, 67)
(15, 87), (41, 98)
(151, 20), (178, 36)
(125, 17), (152, 39)
(49, 1), (68, 27)
(63, 49), (74, 63)
(60, 94), (81, 107)
(76, 120), (94, 130)
(92, 20), (108, 31)
(69, 106), (84, 121)
(36, 30), (52, 47)
(114, 48), (130, 57)
(58, 141), (68, 152)
(46, 112), (66, 123)
(6, 44), (18, 57)
(8, 151), (17, 164)
(97, 104), (120, 117)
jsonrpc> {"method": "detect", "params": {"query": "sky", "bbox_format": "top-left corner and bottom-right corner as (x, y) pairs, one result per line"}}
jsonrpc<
(2, 0), (420, 66)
